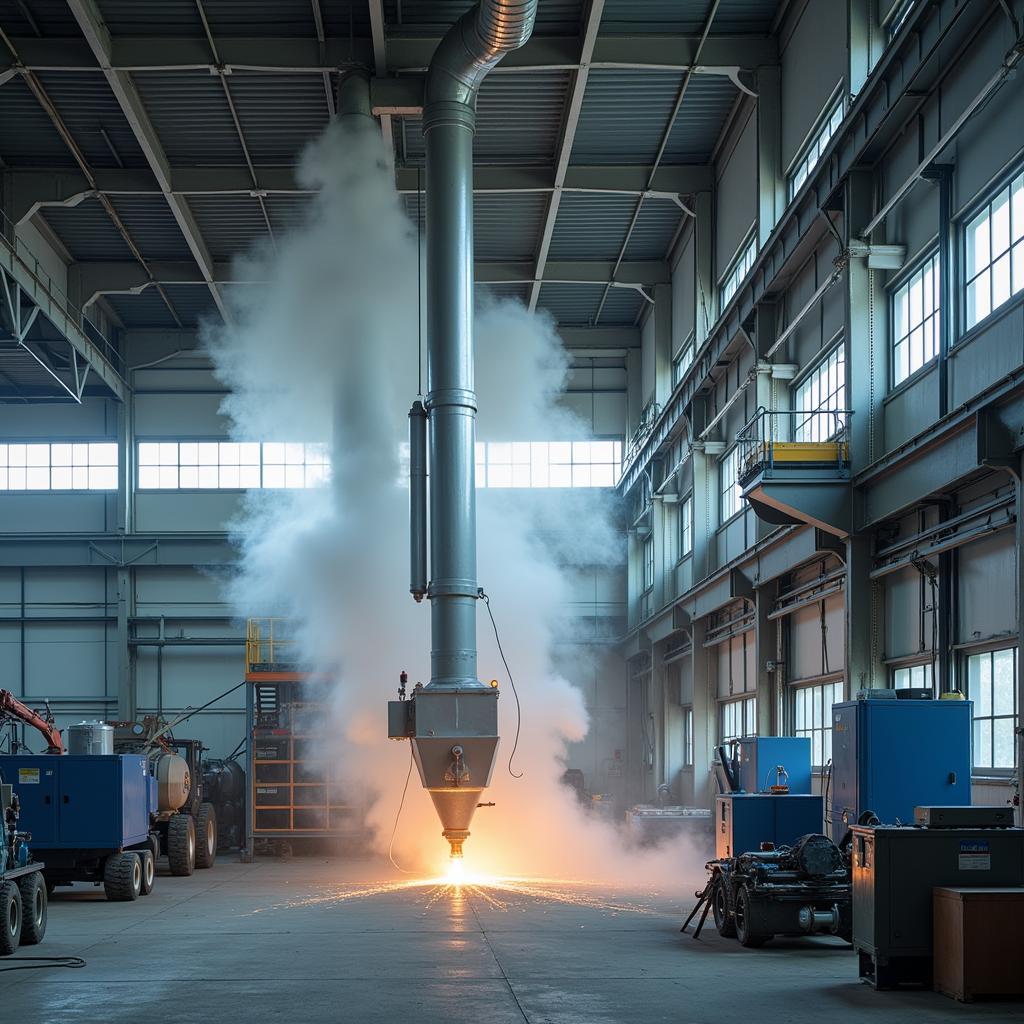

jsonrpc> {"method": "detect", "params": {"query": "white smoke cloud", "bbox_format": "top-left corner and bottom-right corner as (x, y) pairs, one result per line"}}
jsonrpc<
(203, 108), (697, 891)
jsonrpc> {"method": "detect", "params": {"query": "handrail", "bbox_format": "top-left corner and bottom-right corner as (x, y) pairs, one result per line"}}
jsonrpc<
(736, 407), (852, 480)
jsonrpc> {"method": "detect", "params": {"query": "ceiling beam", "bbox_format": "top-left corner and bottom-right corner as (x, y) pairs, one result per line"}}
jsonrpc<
(7, 164), (713, 212)
(63, 0), (231, 324)
(2, 33), (777, 74)
(71, 259), (670, 302)
(529, 0), (607, 313)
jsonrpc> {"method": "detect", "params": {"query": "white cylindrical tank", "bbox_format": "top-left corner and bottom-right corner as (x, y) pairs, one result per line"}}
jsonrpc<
(67, 721), (114, 755)
(154, 752), (191, 812)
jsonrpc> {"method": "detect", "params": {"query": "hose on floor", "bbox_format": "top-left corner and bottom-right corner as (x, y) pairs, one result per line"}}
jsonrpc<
(0, 956), (86, 972)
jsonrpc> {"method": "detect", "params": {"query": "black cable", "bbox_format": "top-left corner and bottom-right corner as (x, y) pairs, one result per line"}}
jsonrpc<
(417, 166), (423, 398)
(478, 589), (523, 779)
(388, 745), (415, 874)
(225, 736), (246, 762)
(0, 956), (86, 973)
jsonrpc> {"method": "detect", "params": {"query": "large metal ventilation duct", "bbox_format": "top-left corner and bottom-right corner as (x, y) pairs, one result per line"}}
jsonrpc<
(391, 1), (538, 860)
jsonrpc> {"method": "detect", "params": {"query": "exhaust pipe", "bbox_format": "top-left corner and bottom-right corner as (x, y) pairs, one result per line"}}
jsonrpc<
(390, 0), (538, 860)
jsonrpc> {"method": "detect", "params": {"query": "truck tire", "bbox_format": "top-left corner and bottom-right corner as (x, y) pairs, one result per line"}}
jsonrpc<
(167, 813), (196, 876)
(734, 885), (768, 948)
(17, 872), (46, 945)
(139, 849), (156, 895)
(104, 852), (142, 902)
(0, 882), (22, 955)
(194, 802), (217, 869)
(711, 875), (736, 938)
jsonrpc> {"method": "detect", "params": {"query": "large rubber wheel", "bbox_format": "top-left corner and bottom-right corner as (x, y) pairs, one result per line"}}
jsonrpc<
(711, 875), (736, 938)
(139, 849), (156, 896)
(167, 814), (196, 876)
(0, 881), (22, 955)
(17, 872), (46, 945)
(194, 803), (217, 869)
(734, 886), (768, 948)
(104, 852), (142, 902)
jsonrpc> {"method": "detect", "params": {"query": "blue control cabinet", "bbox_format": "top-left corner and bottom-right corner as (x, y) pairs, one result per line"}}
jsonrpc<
(736, 736), (812, 793)
(715, 794), (824, 858)
(830, 698), (971, 842)
(0, 755), (152, 850)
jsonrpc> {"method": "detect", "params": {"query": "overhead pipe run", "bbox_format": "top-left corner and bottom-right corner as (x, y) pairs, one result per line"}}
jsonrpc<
(391, 0), (539, 861)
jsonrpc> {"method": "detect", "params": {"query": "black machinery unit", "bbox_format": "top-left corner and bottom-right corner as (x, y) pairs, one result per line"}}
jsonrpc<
(688, 833), (852, 947)
(851, 808), (1024, 988)
(0, 777), (47, 954)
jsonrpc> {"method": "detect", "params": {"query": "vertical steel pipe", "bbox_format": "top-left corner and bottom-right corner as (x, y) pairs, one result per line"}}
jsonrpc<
(409, 400), (429, 601)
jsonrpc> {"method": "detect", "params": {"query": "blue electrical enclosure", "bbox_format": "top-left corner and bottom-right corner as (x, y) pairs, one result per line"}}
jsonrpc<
(736, 736), (812, 793)
(830, 698), (972, 842)
(715, 794), (823, 858)
(0, 754), (152, 850)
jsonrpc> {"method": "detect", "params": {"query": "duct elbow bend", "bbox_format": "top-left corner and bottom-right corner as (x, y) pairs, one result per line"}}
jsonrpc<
(424, 0), (538, 116)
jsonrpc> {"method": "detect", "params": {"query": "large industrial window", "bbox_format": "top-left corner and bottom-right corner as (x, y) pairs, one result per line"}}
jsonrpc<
(720, 696), (756, 744)
(720, 235), (757, 311)
(679, 494), (693, 557)
(137, 442), (329, 490)
(794, 345), (846, 442)
(892, 252), (940, 386)
(966, 648), (1017, 771)
(964, 170), (1024, 331)
(683, 707), (694, 767)
(887, 0), (915, 39)
(642, 535), (655, 592)
(0, 442), (117, 491)
(793, 680), (844, 768)
(720, 446), (742, 523)
(788, 96), (844, 198)
(672, 336), (695, 386)
(893, 662), (934, 692)
(475, 440), (622, 488)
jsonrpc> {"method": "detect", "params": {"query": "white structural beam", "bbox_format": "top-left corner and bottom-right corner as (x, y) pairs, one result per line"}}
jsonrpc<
(64, 0), (231, 323)
(528, 0), (607, 313)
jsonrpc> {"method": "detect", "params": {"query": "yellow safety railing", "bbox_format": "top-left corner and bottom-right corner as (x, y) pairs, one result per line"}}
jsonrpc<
(737, 407), (851, 481)
(246, 617), (300, 672)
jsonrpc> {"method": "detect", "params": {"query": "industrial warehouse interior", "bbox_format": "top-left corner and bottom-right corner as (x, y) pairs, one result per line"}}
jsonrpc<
(1, 0), (1024, 1021)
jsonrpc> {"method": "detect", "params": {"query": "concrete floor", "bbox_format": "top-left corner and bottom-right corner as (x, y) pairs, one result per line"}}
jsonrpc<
(1, 856), (1019, 1023)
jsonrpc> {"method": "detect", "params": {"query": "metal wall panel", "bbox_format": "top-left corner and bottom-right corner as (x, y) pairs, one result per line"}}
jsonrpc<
(672, 232), (696, 347)
(957, 532), (1016, 644)
(883, 362), (940, 452)
(789, 592), (844, 681)
(715, 104), (757, 277)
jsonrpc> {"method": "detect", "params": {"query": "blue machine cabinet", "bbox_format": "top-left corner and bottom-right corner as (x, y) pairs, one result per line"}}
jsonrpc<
(0, 755), (152, 850)
(735, 736), (812, 793)
(830, 698), (971, 842)
(715, 794), (824, 858)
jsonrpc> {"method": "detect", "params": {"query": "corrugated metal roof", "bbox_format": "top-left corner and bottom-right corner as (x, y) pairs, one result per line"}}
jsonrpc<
(624, 198), (683, 260)
(94, 0), (203, 34)
(383, 1), (582, 34)
(474, 193), (545, 261)
(572, 70), (737, 165)
(188, 195), (272, 261)
(41, 199), (134, 261)
(477, 282), (531, 305)
(395, 71), (569, 167)
(108, 196), (195, 261)
(599, 286), (645, 326)
(162, 283), (222, 326)
(602, 0), (779, 33)
(96, 0), (358, 36)
(134, 72), (246, 165)
(35, 72), (148, 170)
(402, 192), (545, 262)
(107, 288), (180, 330)
(548, 194), (634, 262)
(227, 72), (332, 164)
(537, 283), (607, 326)
(0, 77), (75, 167)
(266, 195), (314, 237)
(0, 0), (81, 36)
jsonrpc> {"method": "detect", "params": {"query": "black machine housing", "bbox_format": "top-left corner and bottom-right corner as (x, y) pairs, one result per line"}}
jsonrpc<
(708, 833), (852, 947)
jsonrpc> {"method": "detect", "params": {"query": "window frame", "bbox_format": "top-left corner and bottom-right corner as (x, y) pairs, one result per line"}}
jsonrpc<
(475, 439), (623, 489)
(792, 678), (844, 769)
(719, 234), (757, 313)
(961, 166), (1024, 335)
(642, 534), (655, 594)
(678, 493), (694, 560)
(890, 249), (940, 389)
(0, 440), (119, 492)
(963, 646), (1018, 775)
(719, 446), (743, 525)
(672, 334), (695, 387)
(787, 91), (845, 200)
(892, 661), (935, 693)
(720, 695), (757, 744)
(792, 342), (847, 443)
(682, 706), (694, 768)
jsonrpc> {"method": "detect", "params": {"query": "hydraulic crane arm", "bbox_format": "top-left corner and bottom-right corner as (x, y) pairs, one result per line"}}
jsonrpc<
(0, 689), (64, 754)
